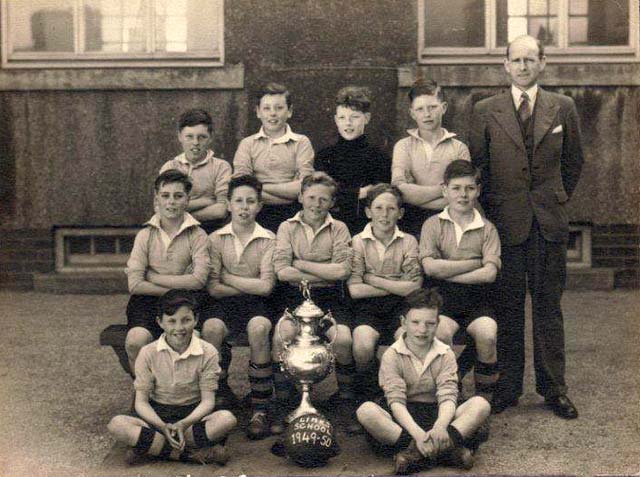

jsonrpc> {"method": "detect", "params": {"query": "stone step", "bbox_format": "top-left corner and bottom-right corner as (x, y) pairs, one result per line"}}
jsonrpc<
(566, 267), (615, 290)
(33, 271), (127, 294)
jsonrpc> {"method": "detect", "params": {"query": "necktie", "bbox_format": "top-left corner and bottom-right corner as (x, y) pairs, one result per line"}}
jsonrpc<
(518, 92), (531, 124)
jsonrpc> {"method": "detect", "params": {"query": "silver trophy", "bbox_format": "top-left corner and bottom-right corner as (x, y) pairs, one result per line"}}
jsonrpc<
(276, 280), (337, 420)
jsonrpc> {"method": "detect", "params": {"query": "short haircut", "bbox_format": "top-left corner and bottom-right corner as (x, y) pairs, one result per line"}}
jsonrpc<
(443, 160), (481, 185)
(255, 82), (291, 108)
(408, 78), (445, 104)
(335, 86), (372, 113)
(366, 183), (403, 208)
(301, 171), (338, 197)
(229, 174), (263, 201)
(506, 35), (545, 59)
(178, 109), (213, 134)
(403, 288), (443, 316)
(159, 289), (198, 318)
(154, 169), (193, 195)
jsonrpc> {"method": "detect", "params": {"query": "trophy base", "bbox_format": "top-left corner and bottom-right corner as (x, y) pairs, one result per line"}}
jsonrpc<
(286, 384), (320, 421)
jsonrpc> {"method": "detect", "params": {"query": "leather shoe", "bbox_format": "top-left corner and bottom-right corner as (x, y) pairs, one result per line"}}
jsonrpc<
(393, 440), (432, 475)
(545, 395), (578, 419)
(491, 396), (518, 414)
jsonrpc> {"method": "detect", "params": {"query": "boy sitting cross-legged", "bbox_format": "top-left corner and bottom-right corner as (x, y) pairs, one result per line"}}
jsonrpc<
(272, 171), (356, 433)
(125, 169), (210, 375)
(348, 184), (423, 405)
(108, 289), (237, 466)
(202, 174), (277, 440)
(420, 160), (501, 404)
(356, 288), (490, 474)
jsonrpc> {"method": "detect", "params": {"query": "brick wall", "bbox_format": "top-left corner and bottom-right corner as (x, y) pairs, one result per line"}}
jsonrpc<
(592, 224), (640, 288)
(0, 229), (54, 290)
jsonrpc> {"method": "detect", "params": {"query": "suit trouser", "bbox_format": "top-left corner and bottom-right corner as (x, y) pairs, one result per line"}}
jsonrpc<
(494, 218), (568, 400)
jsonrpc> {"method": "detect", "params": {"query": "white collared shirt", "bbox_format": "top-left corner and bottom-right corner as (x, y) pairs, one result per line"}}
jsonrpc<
(360, 223), (405, 262)
(157, 331), (204, 362)
(290, 211), (335, 244)
(145, 212), (201, 250)
(511, 84), (539, 111)
(437, 207), (485, 247)
(215, 222), (274, 260)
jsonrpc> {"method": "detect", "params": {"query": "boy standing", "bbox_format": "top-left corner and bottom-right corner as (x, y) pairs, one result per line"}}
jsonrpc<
(348, 184), (423, 402)
(272, 171), (355, 433)
(356, 288), (490, 473)
(125, 169), (210, 374)
(420, 160), (500, 404)
(108, 289), (237, 465)
(233, 83), (315, 232)
(203, 175), (277, 440)
(316, 86), (391, 234)
(392, 80), (470, 238)
(160, 109), (232, 234)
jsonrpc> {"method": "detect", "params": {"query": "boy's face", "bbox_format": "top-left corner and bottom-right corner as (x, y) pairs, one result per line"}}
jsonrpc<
(504, 37), (546, 90)
(410, 94), (447, 133)
(256, 94), (292, 137)
(157, 305), (197, 351)
(178, 124), (212, 163)
(443, 175), (479, 215)
(402, 307), (439, 349)
(334, 105), (370, 141)
(299, 184), (335, 224)
(228, 185), (262, 226)
(155, 181), (189, 221)
(365, 192), (403, 236)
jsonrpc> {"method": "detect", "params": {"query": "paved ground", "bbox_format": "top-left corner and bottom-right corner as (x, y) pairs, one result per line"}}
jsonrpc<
(0, 290), (638, 477)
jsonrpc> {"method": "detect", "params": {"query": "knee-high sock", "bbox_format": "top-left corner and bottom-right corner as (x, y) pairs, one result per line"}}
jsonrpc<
(475, 360), (499, 401)
(249, 360), (273, 412)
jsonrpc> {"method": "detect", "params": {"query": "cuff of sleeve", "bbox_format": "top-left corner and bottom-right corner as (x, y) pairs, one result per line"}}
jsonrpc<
(387, 396), (407, 407)
(437, 395), (458, 407)
(482, 256), (501, 270)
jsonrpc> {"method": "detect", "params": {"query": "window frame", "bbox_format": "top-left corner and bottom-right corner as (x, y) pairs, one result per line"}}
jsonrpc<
(1, 0), (225, 69)
(418, 0), (640, 64)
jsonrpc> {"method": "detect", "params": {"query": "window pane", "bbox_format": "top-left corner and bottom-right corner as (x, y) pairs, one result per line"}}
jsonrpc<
(497, 0), (558, 46)
(154, 0), (220, 53)
(423, 0), (484, 48)
(529, 0), (548, 15)
(569, 0), (629, 46)
(569, 0), (588, 15)
(8, 0), (74, 52)
(84, 0), (148, 53)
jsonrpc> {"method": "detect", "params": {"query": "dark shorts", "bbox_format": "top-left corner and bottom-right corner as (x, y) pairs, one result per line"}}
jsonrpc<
(126, 291), (209, 339)
(202, 294), (272, 339)
(258, 202), (301, 233)
(134, 399), (199, 426)
(352, 295), (404, 345)
(274, 283), (352, 327)
(431, 280), (494, 328)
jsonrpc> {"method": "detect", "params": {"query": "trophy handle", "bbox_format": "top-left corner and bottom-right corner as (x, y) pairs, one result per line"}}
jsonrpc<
(320, 311), (338, 347)
(276, 309), (299, 347)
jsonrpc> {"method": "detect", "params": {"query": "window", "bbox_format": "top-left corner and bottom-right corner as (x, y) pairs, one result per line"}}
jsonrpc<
(55, 228), (139, 272)
(418, 0), (639, 63)
(1, 0), (224, 68)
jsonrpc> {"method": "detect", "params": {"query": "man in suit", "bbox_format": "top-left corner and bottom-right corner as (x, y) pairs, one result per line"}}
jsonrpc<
(469, 35), (583, 419)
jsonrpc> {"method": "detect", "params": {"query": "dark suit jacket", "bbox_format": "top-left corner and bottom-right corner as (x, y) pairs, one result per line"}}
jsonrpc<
(470, 88), (584, 246)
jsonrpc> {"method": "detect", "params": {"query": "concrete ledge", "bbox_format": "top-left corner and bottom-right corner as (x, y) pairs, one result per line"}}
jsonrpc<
(566, 267), (615, 290)
(33, 272), (127, 294)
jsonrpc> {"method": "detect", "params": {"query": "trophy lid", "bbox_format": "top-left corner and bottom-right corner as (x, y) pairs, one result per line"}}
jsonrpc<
(293, 281), (325, 319)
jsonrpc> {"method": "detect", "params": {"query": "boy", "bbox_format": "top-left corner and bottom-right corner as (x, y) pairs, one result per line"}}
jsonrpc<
(125, 169), (210, 374)
(108, 289), (237, 465)
(356, 288), (490, 473)
(348, 184), (423, 403)
(272, 171), (355, 433)
(316, 86), (391, 234)
(160, 109), (232, 234)
(391, 79), (470, 238)
(202, 174), (276, 440)
(233, 82), (315, 232)
(420, 160), (500, 404)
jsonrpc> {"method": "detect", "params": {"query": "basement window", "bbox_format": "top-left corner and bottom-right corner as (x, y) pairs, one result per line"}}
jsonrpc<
(55, 227), (139, 272)
(567, 224), (592, 268)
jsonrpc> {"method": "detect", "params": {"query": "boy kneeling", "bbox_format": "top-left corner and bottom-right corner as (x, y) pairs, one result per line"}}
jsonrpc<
(356, 289), (490, 474)
(108, 289), (237, 465)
